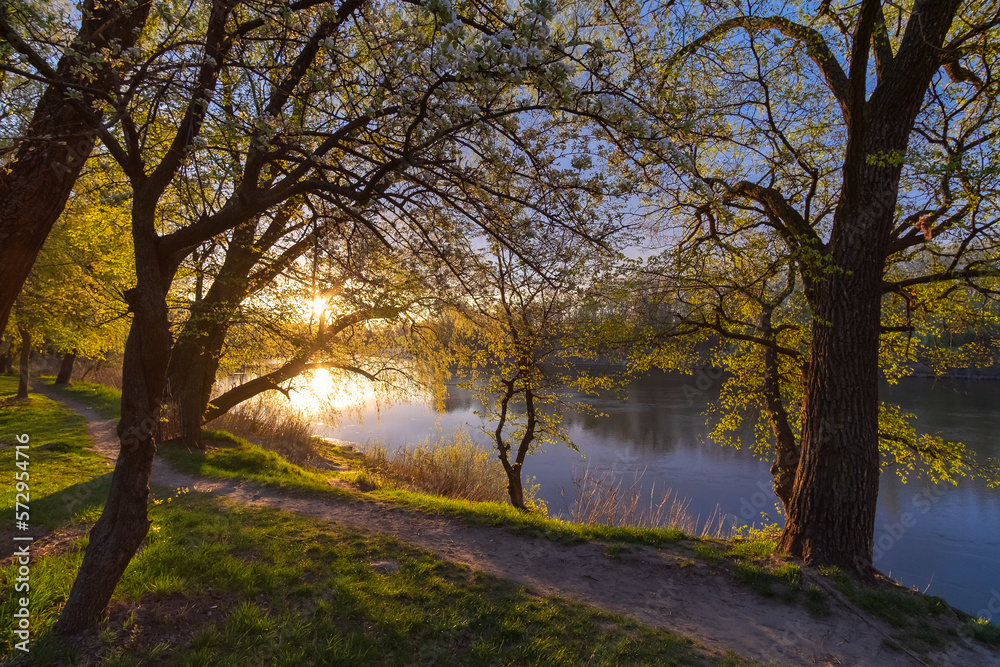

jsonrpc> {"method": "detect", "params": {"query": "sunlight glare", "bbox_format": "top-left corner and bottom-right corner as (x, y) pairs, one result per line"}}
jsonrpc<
(309, 297), (327, 317)
(292, 367), (378, 416)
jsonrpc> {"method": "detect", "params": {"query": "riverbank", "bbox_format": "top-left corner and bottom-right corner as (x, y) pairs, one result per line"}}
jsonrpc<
(2, 377), (999, 666)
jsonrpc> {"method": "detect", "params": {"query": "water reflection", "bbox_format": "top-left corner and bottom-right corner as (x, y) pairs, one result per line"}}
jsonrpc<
(311, 370), (999, 616)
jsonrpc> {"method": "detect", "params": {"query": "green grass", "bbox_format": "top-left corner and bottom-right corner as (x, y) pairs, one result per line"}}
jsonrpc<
(0, 377), (112, 529)
(41, 378), (122, 420)
(686, 537), (806, 607)
(819, 567), (988, 655)
(162, 432), (693, 549)
(4, 493), (763, 666)
(370, 487), (689, 546)
(603, 543), (635, 560)
(2, 381), (766, 666)
(965, 616), (1000, 647)
(158, 430), (352, 498)
(9, 378), (995, 664)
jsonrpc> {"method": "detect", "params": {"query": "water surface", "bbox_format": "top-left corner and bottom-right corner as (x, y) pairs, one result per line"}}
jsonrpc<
(312, 371), (1000, 617)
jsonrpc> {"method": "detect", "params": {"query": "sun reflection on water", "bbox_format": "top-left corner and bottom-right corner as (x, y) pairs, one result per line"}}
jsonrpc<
(292, 368), (381, 418)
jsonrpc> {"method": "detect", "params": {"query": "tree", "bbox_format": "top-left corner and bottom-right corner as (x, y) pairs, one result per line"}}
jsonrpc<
(627, 0), (1000, 577)
(451, 231), (590, 510)
(190, 203), (444, 435)
(3, 164), (132, 394)
(55, 0), (614, 633)
(0, 0), (152, 334)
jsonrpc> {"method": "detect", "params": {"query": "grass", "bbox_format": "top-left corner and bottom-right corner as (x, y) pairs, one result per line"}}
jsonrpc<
(36, 377), (690, 551)
(816, 565), (999, 655)
(371, 486), (690, 546)
(41, 378), (122, 421)
(686, 537), (821, 611)
(9, 377), (998, 664)
(3, 492), (762, 666)
(205, 394), (320, 465)
(159, 430), (352, 499)
(4, 383), (763, 665)
(564, 466), (727, 537)
(0, 377), (112, 529)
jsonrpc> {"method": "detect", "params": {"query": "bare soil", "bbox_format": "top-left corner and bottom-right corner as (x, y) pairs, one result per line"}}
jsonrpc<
(34, 386), (1000, 667)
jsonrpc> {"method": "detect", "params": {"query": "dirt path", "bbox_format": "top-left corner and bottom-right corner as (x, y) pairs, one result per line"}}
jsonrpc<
(37, 386), (1000, 667)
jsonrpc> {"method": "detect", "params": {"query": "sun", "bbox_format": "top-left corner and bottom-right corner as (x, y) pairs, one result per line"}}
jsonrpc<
(309, 297), (327, 317)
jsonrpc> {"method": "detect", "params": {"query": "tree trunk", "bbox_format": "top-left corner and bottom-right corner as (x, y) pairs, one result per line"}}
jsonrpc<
(0, 353), (11, 375)
(163, 212), (308, 447)
(163, 232), (255, 447)
(55, 351), (77, 385)
(760, 314), (799, 513)
(55, 199), (173, 635)
(163, 329), (227, 448)
(776, 226), (884, 577)
(201, 356), (313, 423)
(504, 465), (526, 510)
(0, 0), (153, 335)
(493, 381), (536, 512)
(774, 0), (961, 577)
(17, 326), (31, 399)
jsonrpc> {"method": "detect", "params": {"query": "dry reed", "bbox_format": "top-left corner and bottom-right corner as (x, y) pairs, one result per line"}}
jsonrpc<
(207, 394), (319, 464)
(358, 431), (516, 504)
(562, 466), (730, 538)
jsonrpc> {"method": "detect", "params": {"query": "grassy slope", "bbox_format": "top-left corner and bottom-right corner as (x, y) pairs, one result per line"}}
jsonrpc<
(9, 378), (998, 663)
(0, 378), (112, 530)
(0, 377), (763, 666)
(42, 380), (122, 421)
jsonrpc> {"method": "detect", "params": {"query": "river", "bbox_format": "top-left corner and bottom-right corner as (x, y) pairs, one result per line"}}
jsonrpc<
(308, 370), (1000, 618)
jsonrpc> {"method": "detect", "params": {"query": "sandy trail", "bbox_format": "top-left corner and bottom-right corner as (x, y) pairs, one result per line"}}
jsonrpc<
(33, 385), (1000, 667)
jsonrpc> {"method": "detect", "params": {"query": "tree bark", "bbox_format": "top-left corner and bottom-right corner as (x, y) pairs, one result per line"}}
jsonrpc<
(776, 0), (962, 577)
(163, 309), (234, 448)
(776, 214), (885, 576)
(55, 351), (77, 385)
(763, 341), (798, 514)
(164, 211), (309, 447)
(55, 194), (174, 635)
(17, 325), (31, 399)
(493, 380), (536, 512)
(0, 0), (153, 335)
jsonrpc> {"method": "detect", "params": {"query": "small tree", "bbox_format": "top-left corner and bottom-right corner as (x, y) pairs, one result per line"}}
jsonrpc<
(448, 157), (624, 510)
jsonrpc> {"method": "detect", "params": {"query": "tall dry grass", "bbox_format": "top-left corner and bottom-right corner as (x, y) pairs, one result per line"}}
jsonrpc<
(562, 466), (730, 538)
(207, 394), (319, 465)
(358, 431), (529, 504)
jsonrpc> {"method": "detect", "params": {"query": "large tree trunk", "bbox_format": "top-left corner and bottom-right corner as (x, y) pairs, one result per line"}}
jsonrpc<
(55, 199), (173, 635)
(164, 212), (308, 447)
(776, 209), (885, 576)
(775, 0), (961, 578)
(0, 0), (153, 335)
(163, 224), (258, 448)
(55, 351), (77, 385)
(163, 325), (229, 448)
(17, 326), (31, 399)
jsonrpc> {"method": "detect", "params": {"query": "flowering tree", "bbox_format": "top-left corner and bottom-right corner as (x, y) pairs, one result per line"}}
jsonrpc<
(53, 0), (627, 634)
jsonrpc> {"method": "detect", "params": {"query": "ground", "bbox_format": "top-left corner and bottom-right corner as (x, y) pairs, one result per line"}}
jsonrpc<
(9, 384), (1000, 667)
